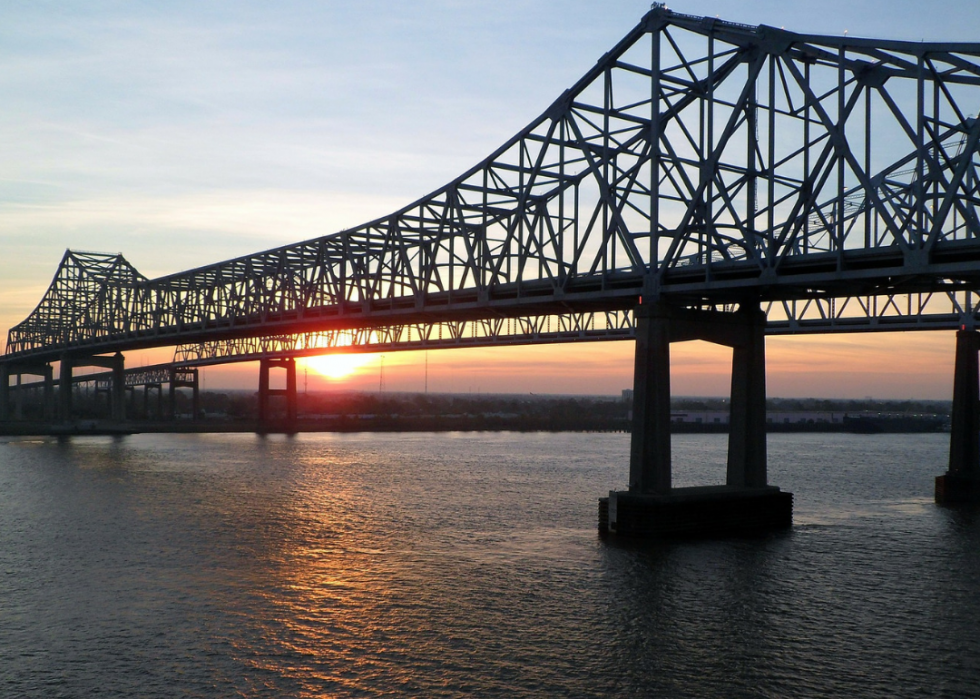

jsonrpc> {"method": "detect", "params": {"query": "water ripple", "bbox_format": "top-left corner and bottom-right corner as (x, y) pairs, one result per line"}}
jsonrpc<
(0, 432), (978, 697)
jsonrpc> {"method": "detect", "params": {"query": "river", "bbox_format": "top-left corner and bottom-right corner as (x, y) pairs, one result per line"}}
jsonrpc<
(1, 432), (978, 697)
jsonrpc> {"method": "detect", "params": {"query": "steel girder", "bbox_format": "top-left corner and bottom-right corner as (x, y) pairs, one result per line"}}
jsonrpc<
(8, 251), (147, 355)
(13, 364), (196, 392)
(171, 288), (980, 366)
(90, 366), (196, 391)
(172, 311), (640, 366)
(7, 6), (980, 363)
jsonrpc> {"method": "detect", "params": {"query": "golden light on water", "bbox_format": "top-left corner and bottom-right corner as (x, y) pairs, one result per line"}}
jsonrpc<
(301, 354), (378, 381)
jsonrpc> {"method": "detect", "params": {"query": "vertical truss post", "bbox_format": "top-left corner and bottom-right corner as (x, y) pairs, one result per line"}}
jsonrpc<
(937, 329), (980, 502)
(649, 24), (661, 274)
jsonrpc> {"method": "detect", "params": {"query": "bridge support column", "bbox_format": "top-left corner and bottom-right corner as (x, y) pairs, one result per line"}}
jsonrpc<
(628, 302), (672, 494)
(13, 374), (23, 420)
(727, 307), (768, 488)
(0, 364), (9, 421)
(603, 301), (791, 538)
(111, 353), (126, 422)
(144, 383), (163, 420)
(258, 358), (297, 432)
(936, 329), (980, 503)
(191, 371), (200, 421)
(168, 367), (177, 420)
(166, 367), (198, 420)
(258, 360), (270, 425)
(59, 355), (73, 422)
(2, 363), (56, 422)
(142, 383), (164, 420)
(43, 365), (54, 420)
(285, 359), (297, 425)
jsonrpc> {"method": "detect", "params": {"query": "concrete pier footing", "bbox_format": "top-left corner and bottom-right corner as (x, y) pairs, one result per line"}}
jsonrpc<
(600, 487), (793, 537)
(936, 474), (980, 504)
(607, 300), (793, 538)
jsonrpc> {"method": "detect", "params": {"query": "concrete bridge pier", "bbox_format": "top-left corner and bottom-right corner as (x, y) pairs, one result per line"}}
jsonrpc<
(144, 383), (164, 420)
(13, 373), (23, 420)
(603, 300), (792, 537)
(258, 358), (297, 432)
(110, 353), (125, 422)
(936, 329), (980, 503)
(0, 364), (8, 421)
(59, 353), (126, 422)
(0, 362), (56, 421)
(167, 367), (199, 420)
(126, 386), (137, 419)
(42, 366), (54, 420)
(168, 368), (178, 420)
(59, 355), (73, 421)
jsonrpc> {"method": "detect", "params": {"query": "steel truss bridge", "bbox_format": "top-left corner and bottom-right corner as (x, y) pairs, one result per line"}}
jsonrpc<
(4, 7), (980, 512)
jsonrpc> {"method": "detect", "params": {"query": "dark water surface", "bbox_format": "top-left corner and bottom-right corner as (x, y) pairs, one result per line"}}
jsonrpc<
(1, 432), (979, 697)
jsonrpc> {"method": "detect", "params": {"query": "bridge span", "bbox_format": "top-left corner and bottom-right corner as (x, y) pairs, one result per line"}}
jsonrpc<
(5, 6), (980, 532)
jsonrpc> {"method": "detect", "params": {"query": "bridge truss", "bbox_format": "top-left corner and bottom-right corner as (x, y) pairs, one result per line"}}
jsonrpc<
(172, 289), (980, 366)
(6, 6), (980, 366)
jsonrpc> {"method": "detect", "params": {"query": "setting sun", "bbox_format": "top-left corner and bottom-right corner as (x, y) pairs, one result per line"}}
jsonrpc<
(302, 353), (378, 380)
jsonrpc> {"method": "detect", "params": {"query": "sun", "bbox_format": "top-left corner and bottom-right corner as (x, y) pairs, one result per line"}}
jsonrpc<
(302, 353), (377, 380)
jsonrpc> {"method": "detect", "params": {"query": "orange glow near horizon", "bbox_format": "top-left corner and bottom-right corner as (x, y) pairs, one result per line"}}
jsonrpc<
(124, 330), (959, 400)
(301, 353), (379, 381)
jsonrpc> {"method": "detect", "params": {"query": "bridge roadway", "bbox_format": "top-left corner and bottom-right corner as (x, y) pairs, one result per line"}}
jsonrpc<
(4, 6), (980, 531)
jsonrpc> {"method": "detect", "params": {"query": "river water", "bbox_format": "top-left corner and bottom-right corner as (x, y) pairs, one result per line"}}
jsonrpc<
(1, 431), (978, 697)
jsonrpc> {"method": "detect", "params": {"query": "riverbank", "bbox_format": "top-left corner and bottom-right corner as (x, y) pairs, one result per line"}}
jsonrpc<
(0, 414), (947, 437)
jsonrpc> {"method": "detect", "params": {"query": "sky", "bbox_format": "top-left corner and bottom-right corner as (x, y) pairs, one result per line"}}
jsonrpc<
(2, 0), (979, 399)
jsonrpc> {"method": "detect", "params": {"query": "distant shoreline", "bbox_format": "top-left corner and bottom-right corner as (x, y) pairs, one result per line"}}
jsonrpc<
(0, 415), (946, 437)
